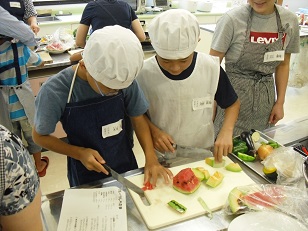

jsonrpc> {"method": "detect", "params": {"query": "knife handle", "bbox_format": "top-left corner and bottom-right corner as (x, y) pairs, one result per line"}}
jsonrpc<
(102, 163), (111, 175)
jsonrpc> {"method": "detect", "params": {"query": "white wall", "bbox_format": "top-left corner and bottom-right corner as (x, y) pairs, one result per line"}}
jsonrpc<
(213, 0), (308, 12)
(283, 0), (308, 13)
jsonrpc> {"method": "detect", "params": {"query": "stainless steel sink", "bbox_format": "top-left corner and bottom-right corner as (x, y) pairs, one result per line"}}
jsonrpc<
(37, 16), (61, 23)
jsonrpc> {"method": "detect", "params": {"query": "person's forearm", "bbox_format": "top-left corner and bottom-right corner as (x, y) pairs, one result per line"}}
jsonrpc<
(132, 19), (146, 42)
(0, 7), (36, 46)
(274, 54), (291, 105)
(144, 114), (160, 138)
(27, 16), (37, 27)
(221, 99), (240, 133)
(131, 115), (158, 163)
(75, 24), (89, 48)
(32, 128), (82, 160)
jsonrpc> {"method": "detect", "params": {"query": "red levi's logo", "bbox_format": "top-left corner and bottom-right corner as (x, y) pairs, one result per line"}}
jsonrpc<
(250, 31), (286, 44)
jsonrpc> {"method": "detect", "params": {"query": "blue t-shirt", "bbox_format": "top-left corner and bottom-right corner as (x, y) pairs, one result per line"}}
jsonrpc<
(80, 0), (138, 32)
(34, 66), (148, 135)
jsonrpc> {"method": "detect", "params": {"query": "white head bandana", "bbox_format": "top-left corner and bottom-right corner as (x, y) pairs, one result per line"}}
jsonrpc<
(83, 25), (144, 89)
(148, 9), (200, 59)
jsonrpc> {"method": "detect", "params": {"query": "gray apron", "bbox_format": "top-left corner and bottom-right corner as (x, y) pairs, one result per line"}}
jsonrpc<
(214, 6), (286, 136)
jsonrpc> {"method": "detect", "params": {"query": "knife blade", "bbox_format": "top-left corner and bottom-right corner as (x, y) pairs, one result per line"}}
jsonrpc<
(175, 144), (208, 151)
(102, 164), (150, 206)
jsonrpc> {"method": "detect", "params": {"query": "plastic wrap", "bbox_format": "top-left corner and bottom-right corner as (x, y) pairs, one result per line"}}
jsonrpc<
(224, 184), (308, 229)
(46, 27), (75, 52)
(262, 146), (305, 189)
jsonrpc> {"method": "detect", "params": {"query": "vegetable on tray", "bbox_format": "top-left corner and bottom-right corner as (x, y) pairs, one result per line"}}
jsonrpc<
(238, 152), (256, 162)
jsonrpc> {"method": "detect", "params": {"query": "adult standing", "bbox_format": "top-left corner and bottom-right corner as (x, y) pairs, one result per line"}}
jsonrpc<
(0, 0), (39, 34)
(0, 5), (47, 176)
(75, 0), (145, 48)
(0, 5), (36, 127)
(210, 0), (300, 136)
(0, 6), (36, 46)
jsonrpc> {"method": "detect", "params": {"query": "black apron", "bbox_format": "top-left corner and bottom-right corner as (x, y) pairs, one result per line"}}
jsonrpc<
(61, 65), (137, 187)
(0, 0), (25, 21)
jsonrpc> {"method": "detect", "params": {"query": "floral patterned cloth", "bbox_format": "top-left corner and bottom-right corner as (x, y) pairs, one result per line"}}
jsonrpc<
(0, 124), (39, 216)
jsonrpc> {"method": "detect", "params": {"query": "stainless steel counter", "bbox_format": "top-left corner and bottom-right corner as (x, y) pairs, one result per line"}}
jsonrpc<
(41, 117), (308, 230)
(41, 154), (268, 231)
(28, 43), (155, 74)
(28, 52), (72, 72)
(263, 116), (308, 147)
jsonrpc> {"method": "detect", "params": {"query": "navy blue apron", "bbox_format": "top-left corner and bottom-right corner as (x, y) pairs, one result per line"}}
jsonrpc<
(61, 67), (137, 187)
(0, 0), (25, 21)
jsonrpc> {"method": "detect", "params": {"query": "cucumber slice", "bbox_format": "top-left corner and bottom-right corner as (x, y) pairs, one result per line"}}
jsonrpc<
(168, 200), (187, 214)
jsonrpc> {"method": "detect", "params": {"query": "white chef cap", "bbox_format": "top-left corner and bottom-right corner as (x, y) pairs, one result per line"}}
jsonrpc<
(83, 25), (144, 89)
(148, 9), (200, 60)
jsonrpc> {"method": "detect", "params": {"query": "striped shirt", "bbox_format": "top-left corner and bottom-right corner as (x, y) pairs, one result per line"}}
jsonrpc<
(0, 41), (41, 121)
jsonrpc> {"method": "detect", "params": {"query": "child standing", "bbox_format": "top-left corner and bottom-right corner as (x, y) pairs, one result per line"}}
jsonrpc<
(137, 9), (240, 162)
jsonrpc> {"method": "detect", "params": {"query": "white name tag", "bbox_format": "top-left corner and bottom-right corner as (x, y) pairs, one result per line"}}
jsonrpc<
(10, 2), (21, 8)
(102, 119), (123, 138)
(192, 97), (212, 111)
(263, 50), (285, 62)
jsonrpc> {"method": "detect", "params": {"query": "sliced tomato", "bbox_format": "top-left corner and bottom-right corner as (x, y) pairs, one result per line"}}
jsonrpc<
(142, 181), (153, 191)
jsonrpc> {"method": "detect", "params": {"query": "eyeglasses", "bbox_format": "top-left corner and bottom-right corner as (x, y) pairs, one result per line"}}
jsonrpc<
(94, 80), (119, 96)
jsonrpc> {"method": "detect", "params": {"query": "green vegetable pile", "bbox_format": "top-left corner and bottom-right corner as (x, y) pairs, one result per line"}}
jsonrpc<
(261, 140), (280, 149)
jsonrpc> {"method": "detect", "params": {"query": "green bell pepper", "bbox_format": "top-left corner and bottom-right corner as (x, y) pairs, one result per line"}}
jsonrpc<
(238, 152), (256, 162)
(232, 142), (248, 155)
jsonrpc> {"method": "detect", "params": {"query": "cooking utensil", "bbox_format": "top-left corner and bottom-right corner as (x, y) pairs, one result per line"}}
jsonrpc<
(175, 144), (208, 152)
(197, 197), (213, 219)
(293, 144), (308, 157)
(102, 164), (150, 206)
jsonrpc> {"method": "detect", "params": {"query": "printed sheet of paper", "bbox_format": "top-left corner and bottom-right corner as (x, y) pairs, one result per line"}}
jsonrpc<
(57, 186), (127, 231)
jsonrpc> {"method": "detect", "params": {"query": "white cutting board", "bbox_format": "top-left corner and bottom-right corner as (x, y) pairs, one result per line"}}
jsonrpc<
(127, 157), (255, 230)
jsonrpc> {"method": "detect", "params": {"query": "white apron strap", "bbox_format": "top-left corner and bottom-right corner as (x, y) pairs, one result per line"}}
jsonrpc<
(67, 63), (80, 103)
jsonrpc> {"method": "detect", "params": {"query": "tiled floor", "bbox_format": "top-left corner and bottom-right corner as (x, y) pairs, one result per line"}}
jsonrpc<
(39, 84), (308, 196)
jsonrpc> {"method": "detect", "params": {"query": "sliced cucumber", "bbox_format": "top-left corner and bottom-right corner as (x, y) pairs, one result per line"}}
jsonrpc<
(168, 200), (187, 214)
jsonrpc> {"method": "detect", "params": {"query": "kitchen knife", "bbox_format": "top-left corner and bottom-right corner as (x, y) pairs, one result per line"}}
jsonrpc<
(175, 144), (209, 151)
(102, 164), (150, 206)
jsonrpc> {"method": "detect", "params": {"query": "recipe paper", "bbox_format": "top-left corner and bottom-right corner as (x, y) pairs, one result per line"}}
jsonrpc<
(57, 187), (127, 231)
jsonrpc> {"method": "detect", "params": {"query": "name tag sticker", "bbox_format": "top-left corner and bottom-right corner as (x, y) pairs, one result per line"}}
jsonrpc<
(192, 97), (212, 111)
(10, 2), (21, 8)
(264, 50), (285, 62)
(102, 119), (123, 138)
